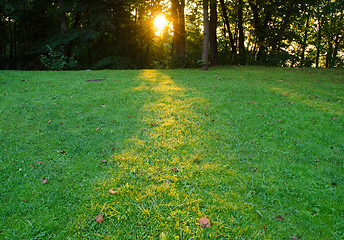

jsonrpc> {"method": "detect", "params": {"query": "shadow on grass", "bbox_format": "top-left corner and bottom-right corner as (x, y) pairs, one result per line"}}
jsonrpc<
(0, 70), (151, 239)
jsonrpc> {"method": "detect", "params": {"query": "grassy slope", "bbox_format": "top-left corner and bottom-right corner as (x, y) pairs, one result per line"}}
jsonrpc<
(0, 67), (343, 239)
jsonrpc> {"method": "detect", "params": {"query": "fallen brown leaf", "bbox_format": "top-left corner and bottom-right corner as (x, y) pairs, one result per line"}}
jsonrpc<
(199, 217), (211, 228)
(42, 177), (47, 185)
(276, 215), (285, 222)
(95, 213), (103, 223)
(109, 189), (118, 195)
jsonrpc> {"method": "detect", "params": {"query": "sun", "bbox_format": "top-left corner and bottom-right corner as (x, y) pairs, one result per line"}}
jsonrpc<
(154, 15), (168, 36)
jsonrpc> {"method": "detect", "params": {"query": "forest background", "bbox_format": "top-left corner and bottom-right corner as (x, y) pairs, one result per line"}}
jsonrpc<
(0, 0), (343, 70)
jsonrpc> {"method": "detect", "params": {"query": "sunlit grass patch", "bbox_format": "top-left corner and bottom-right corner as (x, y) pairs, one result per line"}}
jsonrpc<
(72, 70), (262, 239)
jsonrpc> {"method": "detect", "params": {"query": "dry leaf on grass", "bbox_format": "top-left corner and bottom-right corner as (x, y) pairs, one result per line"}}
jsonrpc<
(199, 217), (211, 228)
(42, 177), (47, 185)
(109, 189), (118, 195)
(276, 215), (285, 222)
(95, 213), (103, 223)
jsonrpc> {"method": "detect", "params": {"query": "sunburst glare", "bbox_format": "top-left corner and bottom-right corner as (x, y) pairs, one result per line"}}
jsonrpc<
(154, 15), (168, 36)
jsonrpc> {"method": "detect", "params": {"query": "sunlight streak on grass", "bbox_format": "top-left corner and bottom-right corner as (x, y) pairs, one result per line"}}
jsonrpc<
(73, 70), (259, 239)
(269, 86), (343, 116)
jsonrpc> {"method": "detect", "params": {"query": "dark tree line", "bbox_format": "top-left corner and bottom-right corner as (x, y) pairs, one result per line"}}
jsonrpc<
(0, 0), (343, 70)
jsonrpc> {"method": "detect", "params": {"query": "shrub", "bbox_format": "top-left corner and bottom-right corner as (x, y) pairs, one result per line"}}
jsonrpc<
(40, 45), (77, 70)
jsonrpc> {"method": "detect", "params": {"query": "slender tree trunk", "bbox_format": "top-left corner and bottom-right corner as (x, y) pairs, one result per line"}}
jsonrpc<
(326, 41), (333, 68)
(59, 0), (68, 33)
(333, 36), (343, 68)
(178, 0), (186, 57)
(9, 21), (14, 69)
(316, 17), (322, 68)
(219, 0), (236, 59)
(13, 21), (17, 69)
(326, 35), (342, 68)
(271, 0), (295, 50)
(0, 8), (2, 67)
(172, 0), (179, 55)
(88, 47), (92, 68)
(209, 0), (218, 66)
(249, 0), (270, 62)
(172, 0), (185, 57)
(220, 14), (230, 60)
(202, 0), (210, 70)
(238, 0), (245, 65)
(300, 11), (310, 67)
(66, 12), (82, 59)
(0, 15), (4, 68)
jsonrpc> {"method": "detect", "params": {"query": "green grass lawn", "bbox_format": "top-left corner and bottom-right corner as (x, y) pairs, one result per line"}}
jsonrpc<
(0, 67), (343, 239)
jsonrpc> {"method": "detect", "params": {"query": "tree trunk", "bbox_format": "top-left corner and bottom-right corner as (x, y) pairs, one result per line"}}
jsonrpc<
(333, 36), (343, 68)
(326, 35), (342, 68)
(13, 21), (17, 69)
(219, 0), (236, 59)
(209, 0), (218, 66)
(172, 0), (179, 55)
(249, 0), (270, 62)
(178, 0), (186, 57)
(172, 0), (185, 57)
(9, 21), (14, 69)
(66, 12), (82, 59)
(59, 0), (68, 33)
(202, 0), (210, 70)
(0, 14), (4, 68)
(325, 40), (333, 68)
(238, 0), (245, 65)
(316, 16), (322, 68)
(300, 11), (310, 67)
(88, 47), (92, 68)
(271, 0), (295, 50)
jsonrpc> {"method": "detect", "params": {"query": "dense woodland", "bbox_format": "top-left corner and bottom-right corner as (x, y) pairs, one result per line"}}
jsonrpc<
(0, 0), (343, 70)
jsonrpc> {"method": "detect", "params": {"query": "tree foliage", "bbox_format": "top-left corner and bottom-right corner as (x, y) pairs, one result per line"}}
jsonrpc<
(0, 0), (343, 69)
